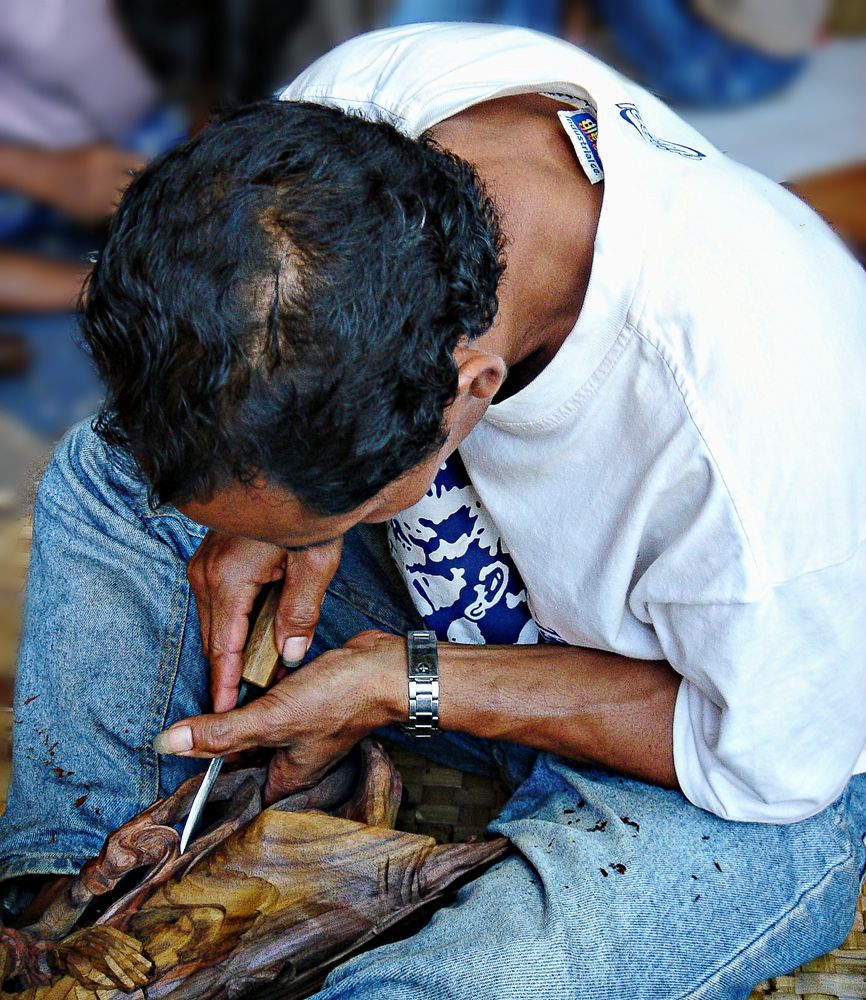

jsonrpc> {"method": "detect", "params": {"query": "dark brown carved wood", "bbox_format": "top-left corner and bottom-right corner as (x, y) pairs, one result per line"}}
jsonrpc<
(1, 741), (509, 1000)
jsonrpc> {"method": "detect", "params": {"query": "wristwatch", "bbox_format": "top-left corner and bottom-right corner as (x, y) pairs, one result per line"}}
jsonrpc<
(404, 629), (440, 737)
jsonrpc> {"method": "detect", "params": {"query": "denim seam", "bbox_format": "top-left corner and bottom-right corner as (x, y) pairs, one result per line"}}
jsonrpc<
(143, 567), (191, 805)
(141, 511), (207, 538)
(78, 458), (169, 543)
(678, 840), (856, 1000)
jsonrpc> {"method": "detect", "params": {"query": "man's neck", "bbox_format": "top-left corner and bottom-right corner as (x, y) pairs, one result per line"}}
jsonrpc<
(430, 92), (603, 402)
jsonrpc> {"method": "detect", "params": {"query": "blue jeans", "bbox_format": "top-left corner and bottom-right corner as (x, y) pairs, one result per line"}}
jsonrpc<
(389, 0), (561, 36)
(596, 0), (806, 107)
(2, 420), (865, 999)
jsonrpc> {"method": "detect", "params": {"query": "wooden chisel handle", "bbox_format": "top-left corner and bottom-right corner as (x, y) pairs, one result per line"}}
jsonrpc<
(178, 585), (284, 854)
(241, 584), (282, 689)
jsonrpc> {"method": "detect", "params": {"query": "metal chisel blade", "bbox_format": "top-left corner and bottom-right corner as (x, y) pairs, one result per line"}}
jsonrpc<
(179, 755), (224, 853)
(178, 681), (250, 854)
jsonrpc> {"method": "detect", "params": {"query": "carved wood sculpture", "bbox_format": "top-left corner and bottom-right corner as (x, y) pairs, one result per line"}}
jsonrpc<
(0, 740), (509, 1000)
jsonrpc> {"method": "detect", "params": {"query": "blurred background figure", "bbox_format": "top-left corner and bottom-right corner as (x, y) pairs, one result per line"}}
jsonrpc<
(0, 0), (172, 449)
(278, 0), (393, 82)
(575, 0), (866, 196)
(589, 0), (829, 106)
(0, 0), (157, 317)
(0, 0), (316, 447)
(390, 0), (561, 35)
(112, 0), (313, 122)
(0, 0), (176, 540)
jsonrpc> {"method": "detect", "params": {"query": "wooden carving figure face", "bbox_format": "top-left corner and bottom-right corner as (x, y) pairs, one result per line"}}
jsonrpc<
(0, 741), (509, 1000)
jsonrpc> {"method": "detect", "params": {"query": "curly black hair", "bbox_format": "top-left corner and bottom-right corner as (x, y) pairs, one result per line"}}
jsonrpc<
(82, 100), (504, 516)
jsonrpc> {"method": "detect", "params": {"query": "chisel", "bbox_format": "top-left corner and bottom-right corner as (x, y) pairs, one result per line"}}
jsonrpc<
(179, 584), (284, 853)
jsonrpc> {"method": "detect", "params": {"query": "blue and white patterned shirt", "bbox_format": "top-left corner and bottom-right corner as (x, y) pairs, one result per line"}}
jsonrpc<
(388, 452), (539, 645)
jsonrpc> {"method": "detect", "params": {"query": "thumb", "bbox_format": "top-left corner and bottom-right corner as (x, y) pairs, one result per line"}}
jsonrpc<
(152, 701), (273, 758)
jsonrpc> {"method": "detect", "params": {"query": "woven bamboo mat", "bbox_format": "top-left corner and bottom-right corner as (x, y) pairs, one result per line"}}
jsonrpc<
(0, 516), (31, 813)
(2, 516), (865, 997)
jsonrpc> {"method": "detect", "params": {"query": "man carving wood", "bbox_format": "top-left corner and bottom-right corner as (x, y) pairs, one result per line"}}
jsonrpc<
(2, 22), (866, 999)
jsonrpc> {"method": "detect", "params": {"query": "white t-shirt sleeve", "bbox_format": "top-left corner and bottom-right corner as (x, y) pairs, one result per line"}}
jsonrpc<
(647, 543), (866, 823)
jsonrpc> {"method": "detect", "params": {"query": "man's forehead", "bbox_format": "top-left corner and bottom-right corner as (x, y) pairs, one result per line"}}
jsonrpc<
(177, 479), (358, 549)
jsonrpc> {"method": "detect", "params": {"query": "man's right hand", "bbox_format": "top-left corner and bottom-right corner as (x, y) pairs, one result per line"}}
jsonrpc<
(186, 532), (343, 713)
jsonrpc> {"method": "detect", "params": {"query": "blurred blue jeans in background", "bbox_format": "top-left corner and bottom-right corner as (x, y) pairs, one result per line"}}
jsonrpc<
(595, 0), (807, 106)
(390, 0), (561, 36)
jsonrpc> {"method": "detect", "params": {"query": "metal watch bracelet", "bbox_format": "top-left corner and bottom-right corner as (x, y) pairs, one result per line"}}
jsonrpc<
(404, 629), (439, 737)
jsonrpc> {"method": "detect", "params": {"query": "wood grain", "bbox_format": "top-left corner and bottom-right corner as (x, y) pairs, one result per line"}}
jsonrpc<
(1, 741), (508, 1000)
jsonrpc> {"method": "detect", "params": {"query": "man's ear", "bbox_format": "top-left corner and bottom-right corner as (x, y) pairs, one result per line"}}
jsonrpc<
(454, 344), (507, 401)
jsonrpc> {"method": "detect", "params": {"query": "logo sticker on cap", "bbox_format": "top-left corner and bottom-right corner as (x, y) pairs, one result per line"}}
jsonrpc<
(558, 109), (604, 184)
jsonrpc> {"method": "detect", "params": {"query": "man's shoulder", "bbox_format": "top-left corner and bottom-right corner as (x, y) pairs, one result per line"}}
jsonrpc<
(278, 23), (630, 137)
(627, 164), (866, 583)
(635, 156), (866, 366)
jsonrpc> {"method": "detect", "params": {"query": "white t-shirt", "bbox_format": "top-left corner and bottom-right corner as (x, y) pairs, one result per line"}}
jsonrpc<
(280, 23), (866, 824)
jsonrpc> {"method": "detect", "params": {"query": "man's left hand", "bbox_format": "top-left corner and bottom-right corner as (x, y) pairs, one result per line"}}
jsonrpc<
(153, 631), (406, 802)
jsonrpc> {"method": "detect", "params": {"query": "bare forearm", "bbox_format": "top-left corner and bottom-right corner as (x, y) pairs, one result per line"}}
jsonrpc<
(0, 252), (89, 312)
(0, 144), (57, 205)
(429, 643), (680, 789)
(0, 142), (144, 224)
(160, 631), (682, 799)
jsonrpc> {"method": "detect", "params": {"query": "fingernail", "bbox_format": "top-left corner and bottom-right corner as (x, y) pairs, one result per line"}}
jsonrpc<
(281, 636), (307, 668)
(153, 725), (193, 755)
